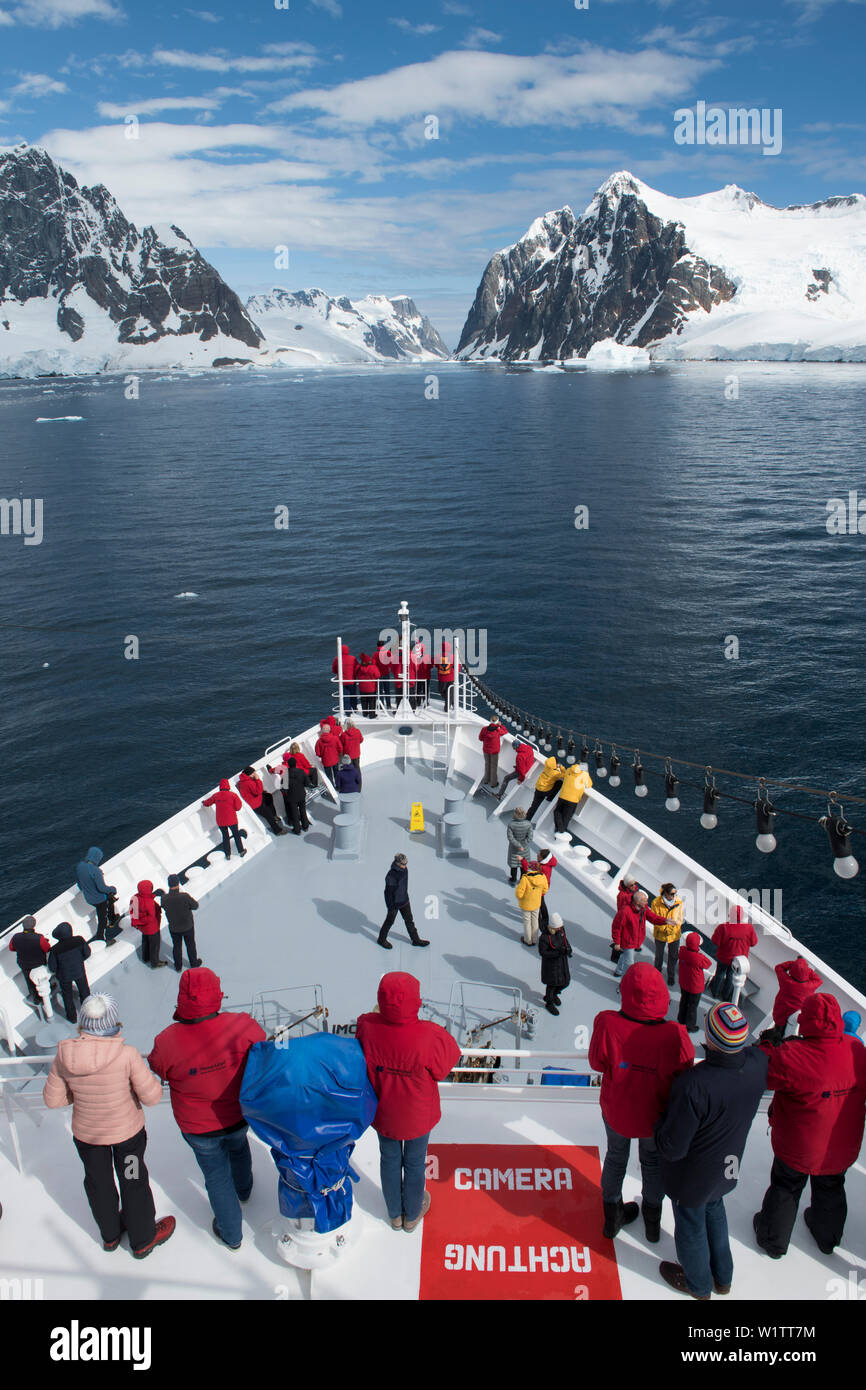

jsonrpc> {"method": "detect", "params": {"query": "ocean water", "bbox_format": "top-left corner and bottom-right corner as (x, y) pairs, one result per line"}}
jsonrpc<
(1, 361), (864, 989)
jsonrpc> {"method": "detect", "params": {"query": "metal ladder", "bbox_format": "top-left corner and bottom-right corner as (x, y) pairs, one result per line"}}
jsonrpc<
(431, 722), (450, 779)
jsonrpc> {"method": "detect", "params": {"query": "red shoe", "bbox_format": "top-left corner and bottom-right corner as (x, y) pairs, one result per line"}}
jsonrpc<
(132, 1216), (176, 1259)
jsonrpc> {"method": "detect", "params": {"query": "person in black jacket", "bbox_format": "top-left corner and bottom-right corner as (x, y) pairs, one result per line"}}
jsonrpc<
(654, 1002), (769, 1299)
(48, 922), (92, 1023)
(8, 915), (51, 1003)
(378, 854), (429, 950)
(155, 875), (202, 973)
(282, 756), (311, 835)
(538, 912), (572, 1015)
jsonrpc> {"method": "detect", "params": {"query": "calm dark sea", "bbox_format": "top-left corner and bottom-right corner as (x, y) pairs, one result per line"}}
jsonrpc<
(1, 361), (864, 988)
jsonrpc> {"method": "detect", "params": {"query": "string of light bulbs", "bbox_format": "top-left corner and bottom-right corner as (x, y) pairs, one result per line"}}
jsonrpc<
(464, 671), (862, 879)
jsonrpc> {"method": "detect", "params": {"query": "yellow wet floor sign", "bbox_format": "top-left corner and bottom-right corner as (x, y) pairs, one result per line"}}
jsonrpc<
(410, 802), (425, 833)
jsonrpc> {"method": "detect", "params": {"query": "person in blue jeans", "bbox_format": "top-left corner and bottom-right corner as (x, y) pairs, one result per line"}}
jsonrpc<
(148, 968), (266, 1251)
(655, 1002), (768, 1298)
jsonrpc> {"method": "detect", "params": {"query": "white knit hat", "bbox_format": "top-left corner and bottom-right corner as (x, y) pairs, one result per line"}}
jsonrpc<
(78, 993), (121, 1035)
(550, 913), (564, 929)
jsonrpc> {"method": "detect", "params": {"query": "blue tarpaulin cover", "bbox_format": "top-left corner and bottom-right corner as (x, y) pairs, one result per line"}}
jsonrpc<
(240, 1033), (378, 1232)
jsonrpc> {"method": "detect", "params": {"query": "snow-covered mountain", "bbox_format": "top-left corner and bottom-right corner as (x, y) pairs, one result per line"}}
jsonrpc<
(246, 287), (450, 364)
(0, 145), (264, 378)
(456, 172), (866, 363)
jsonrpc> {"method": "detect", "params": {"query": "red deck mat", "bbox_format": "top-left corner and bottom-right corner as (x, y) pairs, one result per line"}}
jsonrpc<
(419, 1143), (623, 1300)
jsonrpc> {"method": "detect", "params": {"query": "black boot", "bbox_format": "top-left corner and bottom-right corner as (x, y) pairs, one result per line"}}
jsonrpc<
(642, 1202), (662, 1243)
(602, 1200), (639, 1238)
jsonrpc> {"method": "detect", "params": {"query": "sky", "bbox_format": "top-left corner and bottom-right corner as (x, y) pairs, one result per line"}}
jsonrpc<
(0, 0), (864, 345)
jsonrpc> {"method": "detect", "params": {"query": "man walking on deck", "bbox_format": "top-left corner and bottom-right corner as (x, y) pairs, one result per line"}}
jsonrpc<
(378, 854), (429, 950)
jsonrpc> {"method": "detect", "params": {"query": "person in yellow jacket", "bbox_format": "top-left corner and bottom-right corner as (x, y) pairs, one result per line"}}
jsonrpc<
(526, 757), (565, 821)
(553, 764), (593, 837)
(650, 882), (685, 986)
(515, 862), (549, 947)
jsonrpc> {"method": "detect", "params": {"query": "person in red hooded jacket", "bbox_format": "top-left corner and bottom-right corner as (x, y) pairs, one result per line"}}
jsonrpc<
(148, 967), (266, 1251)
(356, 972), (461, 1233)
(677, 932), (713, 1033)
(754, 992), (866, 1259)
(341, 719), (364, 771)
(130, 880), (166, 969)
(355, 653), (381, 717)
(497, 739), (535, 800)
(314, 721), (342, 786)
(202, 778), (246, 860)
(237, 766), (287, 836)
(769, 957), (822, 1037)
(332, 643), (358, 711)
(611, 889), (668, 980)
(589, 962), (694, 1241)
(478, 718), (507, 790)
(710, 906), (758, 1002)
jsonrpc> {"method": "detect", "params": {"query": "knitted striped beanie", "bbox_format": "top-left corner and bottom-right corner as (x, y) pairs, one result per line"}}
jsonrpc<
(705, 1002), (749, 1051)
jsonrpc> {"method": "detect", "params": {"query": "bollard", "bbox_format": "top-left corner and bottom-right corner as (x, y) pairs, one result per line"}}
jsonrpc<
(339, 793), (361, 823)
(333, 813), (361, 859)
(443, 811), (469, 859)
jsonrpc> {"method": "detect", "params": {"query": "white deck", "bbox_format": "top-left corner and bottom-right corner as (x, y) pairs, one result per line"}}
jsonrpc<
(2, 703), (865, 1301)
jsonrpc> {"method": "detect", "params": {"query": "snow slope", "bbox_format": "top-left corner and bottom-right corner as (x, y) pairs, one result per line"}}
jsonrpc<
(246, 288), (450, 365)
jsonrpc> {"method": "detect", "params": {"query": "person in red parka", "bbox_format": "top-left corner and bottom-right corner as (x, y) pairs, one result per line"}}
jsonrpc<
(332, 643), (358, 711)
(314, 721), (342, 786)
(710, 905), (758, 1002)
(355, 653), (381, 717)
(375, 641), (396, 711)
(202, 778), (245, 860)
(769, 957), (822, 1037)
(148, 967), (266, 1251)
(355, 972), (461, 1233)
(413, 640), (432, 705)
(497, 739), (535, 800)
(130, 880), (166, 970)
(237, 766), (287, 836)
(677, 931), (712, 1033)
(611, 889), (668, 980)
(478, 718), (507, 790)
(754, 992), (866, 1258)
(341, 719), (364, 772)
(589, 962), (694, 1240)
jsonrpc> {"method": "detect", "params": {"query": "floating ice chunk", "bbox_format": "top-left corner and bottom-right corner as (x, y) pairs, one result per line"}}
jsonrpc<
(35, 415), (85, 422)
(583, 339), (651, 369)
(174, 592), (199, 599)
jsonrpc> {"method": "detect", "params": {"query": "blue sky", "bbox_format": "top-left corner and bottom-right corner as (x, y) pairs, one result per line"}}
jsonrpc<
(0, 0), (864, 343)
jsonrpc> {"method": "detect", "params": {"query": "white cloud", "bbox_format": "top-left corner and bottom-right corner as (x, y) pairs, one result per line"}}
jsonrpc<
(460, 27), (502, 47)
(310, 0), (342, 15)
(185, 7), (221, 19)
(4, 0), (122, 25)
(151, 46), (318, 73)
(97, 96), (224, 117)
(11, 72), (69, 96)
(0, 9), (14, 22)
(389, 17), (441, 35)
(272, 45), (719, 128)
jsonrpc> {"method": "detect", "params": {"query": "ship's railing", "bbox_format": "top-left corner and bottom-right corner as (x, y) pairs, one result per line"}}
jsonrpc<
(328, 674), (475, 717)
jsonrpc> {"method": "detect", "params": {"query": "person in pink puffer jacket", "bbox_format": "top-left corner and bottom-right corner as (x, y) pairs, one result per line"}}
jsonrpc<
(43, 993), (175, 1260)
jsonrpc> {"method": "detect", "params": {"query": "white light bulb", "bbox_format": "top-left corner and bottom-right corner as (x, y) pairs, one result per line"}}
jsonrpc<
(700, 813), (718, 830)
(609, 774), (621, 788)
(635, 785), (648, 797)
(756, 833), (777, 853)
(665, 797), (680, 812)
(833, 854), (859, 879)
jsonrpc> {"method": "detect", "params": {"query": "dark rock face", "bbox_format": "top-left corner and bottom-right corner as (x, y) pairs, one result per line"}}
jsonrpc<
(457, 176), (737, 360)
(806, 268), (834, 301)
(0, 145), (263, 349)
(387, 295), (450, 358)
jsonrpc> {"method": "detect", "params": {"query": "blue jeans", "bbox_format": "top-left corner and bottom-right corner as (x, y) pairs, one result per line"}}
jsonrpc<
(614, 947), (635, 978)
(601, 1119), (663, 1206)
(182, 1126), (253, 1247)
(672, 1197), (733, 1298)
(378, 1132), (430, 1222)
